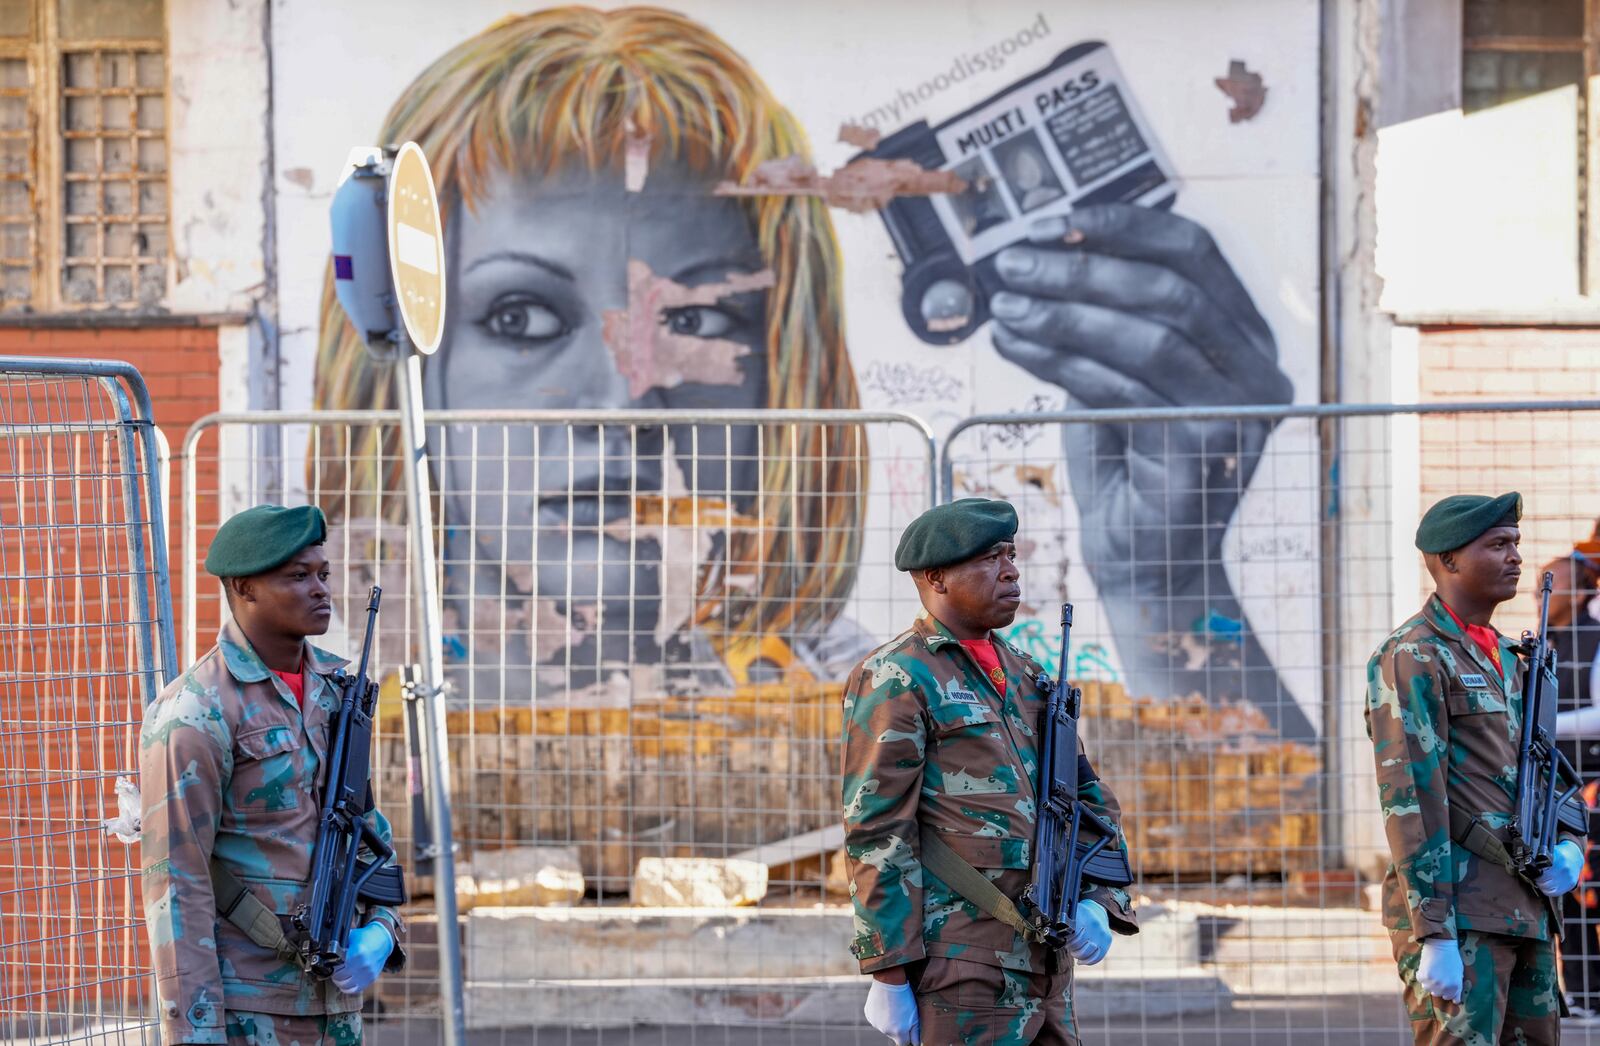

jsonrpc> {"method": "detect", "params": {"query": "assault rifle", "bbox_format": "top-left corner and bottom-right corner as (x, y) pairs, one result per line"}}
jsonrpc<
(294, 586), (407, 977)
(1509, 571), (1589, 876)
(1024, 603), (1133, 948)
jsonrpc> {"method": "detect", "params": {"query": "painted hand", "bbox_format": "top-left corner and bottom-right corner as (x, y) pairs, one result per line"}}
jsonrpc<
(1416, 938), (1463, 1004)
(1067, 898), (1112, 965)
(331, 922), (393, 995)
(989, 204), (1291, 600)
(863, 978), (920, 1045)
(1536, 839), (1585, 896)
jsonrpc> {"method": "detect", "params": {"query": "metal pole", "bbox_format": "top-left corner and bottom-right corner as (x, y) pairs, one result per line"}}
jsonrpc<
(393, 341), (466, 1043)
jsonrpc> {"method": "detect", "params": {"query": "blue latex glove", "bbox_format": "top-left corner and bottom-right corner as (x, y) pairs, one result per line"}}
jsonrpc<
(1417, 938), (1463, 1003)
(1536, 839), (1585, 896)
(1068, 899), (1112, 965)
(863, 979), (920, 1046)
(331, 922), (393, 994)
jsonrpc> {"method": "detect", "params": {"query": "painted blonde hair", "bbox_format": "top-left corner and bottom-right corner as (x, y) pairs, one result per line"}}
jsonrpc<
(313, 5), (864, 642)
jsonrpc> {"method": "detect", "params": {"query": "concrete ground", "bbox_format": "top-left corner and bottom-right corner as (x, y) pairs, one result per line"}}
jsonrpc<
(359, 994), (1600, 1045)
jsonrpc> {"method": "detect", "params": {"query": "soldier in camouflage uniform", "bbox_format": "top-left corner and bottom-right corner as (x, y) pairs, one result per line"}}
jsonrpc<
(1368, 492), (1586, 1045)
(141, 505), (404, 1045)
(843, 499), (1138, 1046)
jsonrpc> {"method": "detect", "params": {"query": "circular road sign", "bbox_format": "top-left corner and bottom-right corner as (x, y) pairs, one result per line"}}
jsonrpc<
(386, 141), (446, 354)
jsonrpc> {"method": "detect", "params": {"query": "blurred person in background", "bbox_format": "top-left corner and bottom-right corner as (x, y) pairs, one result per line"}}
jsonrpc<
(1548, 523), (1600, 1017)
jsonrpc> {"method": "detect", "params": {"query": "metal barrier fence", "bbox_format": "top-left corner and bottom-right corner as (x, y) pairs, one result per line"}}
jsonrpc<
(942, 399), (1600, 1043)
(0, 357), (174, 1046)
(14, 393), (1599, 1044)
(180, 409), (936, 1043)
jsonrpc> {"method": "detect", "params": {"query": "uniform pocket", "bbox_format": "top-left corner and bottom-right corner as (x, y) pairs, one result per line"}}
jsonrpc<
(915, 957), (1006, 1009)
(931, 761), (1019, 796)
(1443, 685), (1515, 762)
(233, 724), (306, 812)
(1445, 687), (1506, 717)
(927, 691), (1002, 737)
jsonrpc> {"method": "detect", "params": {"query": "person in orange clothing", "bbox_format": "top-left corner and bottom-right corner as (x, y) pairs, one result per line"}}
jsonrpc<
(1548, 525), (1600, 1016)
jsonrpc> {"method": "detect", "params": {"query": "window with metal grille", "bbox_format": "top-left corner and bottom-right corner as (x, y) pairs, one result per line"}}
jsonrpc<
(1462, 0), (1585, 112)
(0, 0), (167, 313)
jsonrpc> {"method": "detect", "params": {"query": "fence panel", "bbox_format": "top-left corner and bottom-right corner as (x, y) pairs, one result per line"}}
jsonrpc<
(172, 400), (1600, 1044)
(181, 409), (934, 1043)
(942, 399), (1600, 1043)
(0, 357), (174, 1046)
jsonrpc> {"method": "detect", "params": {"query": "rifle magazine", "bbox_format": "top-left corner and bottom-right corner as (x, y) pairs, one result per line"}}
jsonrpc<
(357, 860), (408, 907)
(1558, 795), (1590, 838)
(1078, 845), (1134, 888)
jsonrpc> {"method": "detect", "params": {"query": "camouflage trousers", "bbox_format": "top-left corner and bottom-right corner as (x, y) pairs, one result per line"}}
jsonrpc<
(1390, 929), (1561, 1045)
(909, 956), (1076, 1045)
(224, 1009), (362, 1046)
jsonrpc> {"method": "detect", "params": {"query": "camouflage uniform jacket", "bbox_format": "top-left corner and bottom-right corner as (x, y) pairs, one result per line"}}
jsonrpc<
(841, 611), (1138, 975)
(1366, 594), (1583, 943)
(139, 620), (405, 1044)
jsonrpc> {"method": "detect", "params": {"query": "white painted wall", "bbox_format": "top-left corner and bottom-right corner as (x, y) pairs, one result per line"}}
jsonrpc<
(164, 0), (269, 417)
(1378, 90), (1582, 312)
(164, 0), (268, 316)
(1374, 0), (1586, 314)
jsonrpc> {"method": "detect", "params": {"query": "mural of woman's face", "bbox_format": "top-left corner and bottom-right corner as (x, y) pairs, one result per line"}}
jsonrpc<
(423, 158), (772, 683)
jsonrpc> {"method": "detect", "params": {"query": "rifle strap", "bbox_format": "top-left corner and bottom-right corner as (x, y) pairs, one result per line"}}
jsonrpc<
(920, 828), (1048, 945)
(209, 860), (309, 971)
(1447, 807), (1518, 877)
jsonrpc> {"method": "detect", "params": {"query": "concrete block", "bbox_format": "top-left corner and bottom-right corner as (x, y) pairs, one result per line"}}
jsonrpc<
(462, 905), (1220, 1028)
(465, 903), (1201, 983)
(463, 971), (1230, 1030)
(632, 857), (767, 908)
(1193, 903), (1395, 996)
(1113, 906), (1200, 965)
(466, 907), (859, 982)
(1071, 968), (1233, 1021)
(731, 824), (844, 868)
(458, 846), (585, 909)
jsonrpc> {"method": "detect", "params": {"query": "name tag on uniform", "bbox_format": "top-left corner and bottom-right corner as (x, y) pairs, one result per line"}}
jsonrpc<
(1459, 672), (1489, 689)
(947, 687), (981, 705)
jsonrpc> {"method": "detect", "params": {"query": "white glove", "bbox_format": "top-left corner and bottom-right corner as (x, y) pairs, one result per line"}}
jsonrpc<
(331, 922), (394, 995)
(1416, 938), (1463, 1004)
(1068, 898), (1112, 965)
(1536, 839), (1585, 896)
(863, 978), (920, 1045)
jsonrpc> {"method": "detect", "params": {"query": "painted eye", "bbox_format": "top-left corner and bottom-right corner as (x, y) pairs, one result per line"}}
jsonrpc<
(660, 305), (735, 339)
(482, 296), (566, 341)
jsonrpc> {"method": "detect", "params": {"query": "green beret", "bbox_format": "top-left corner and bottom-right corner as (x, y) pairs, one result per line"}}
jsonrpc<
(1415, 492), (1522, 554)
(895, 498), (1019, 571)
(205, 504), (327, 578)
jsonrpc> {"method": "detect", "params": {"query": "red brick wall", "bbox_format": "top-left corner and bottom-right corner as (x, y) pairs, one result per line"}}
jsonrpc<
(0, 323), (224, 615)
(1416, 325), (1600, 624)
(0, 325), (221, 410)
(0, 325), (221, 1012)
